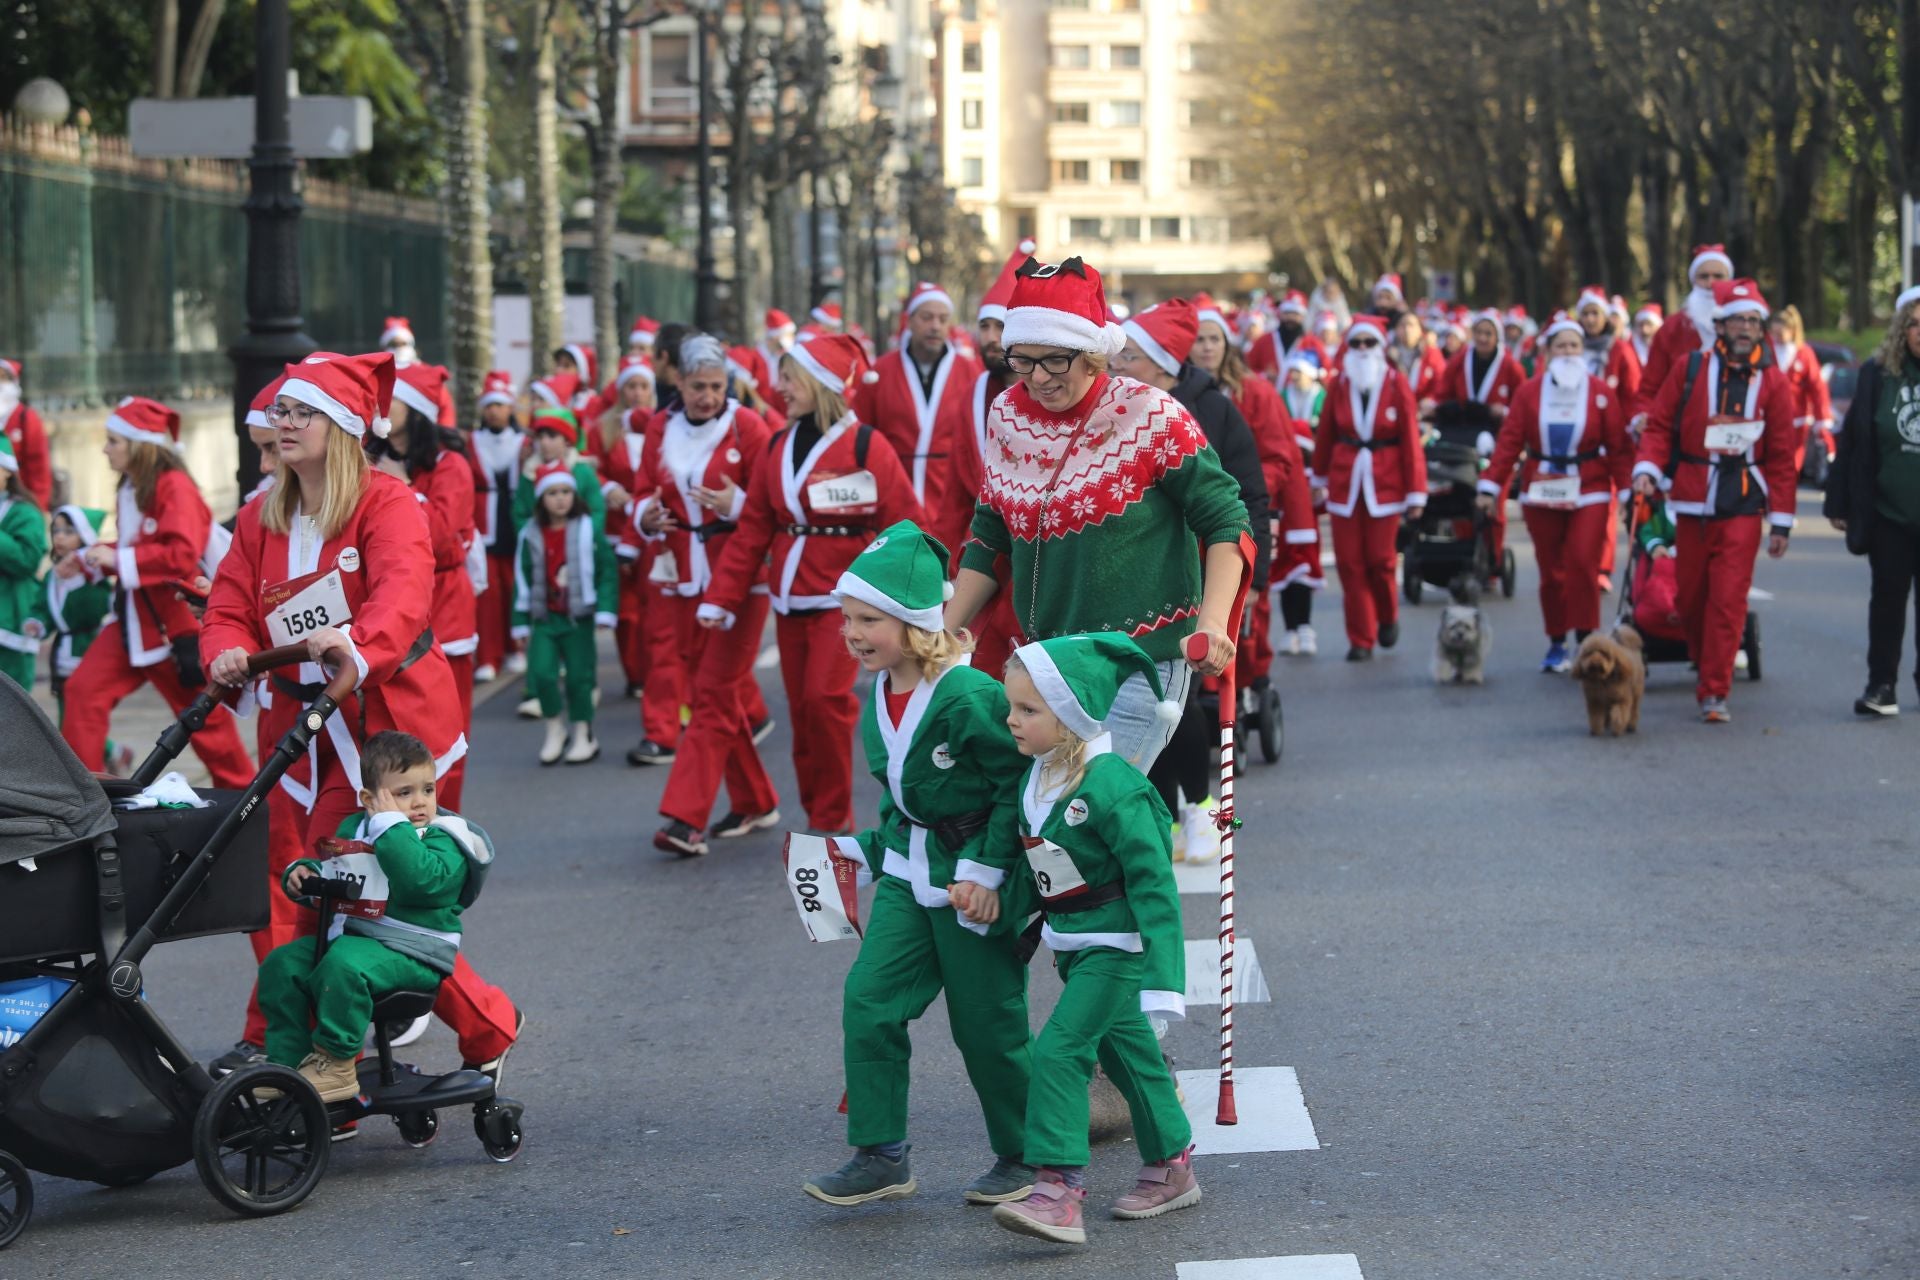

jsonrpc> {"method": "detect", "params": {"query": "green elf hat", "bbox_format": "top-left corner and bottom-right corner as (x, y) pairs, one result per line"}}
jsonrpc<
(55, 504), (108, 547)
(528, 403), (579, 446)
(833, 519), (953, 632)
(1013, 631), (1182, 741)
(0, 433), (15, 473)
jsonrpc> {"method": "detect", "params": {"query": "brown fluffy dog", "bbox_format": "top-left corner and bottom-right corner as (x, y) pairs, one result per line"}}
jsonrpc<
(1572, 626), (1645, 737)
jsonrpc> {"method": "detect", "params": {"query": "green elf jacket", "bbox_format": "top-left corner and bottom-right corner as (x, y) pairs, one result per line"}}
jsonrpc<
(282, 810), (494, 976)
(510, 513), (618, 634)
(844, 658), (1031, 937)
(0, 497), (47, 664)
(31, 568), (112, 678)
(1017, 742), (1186, 1019)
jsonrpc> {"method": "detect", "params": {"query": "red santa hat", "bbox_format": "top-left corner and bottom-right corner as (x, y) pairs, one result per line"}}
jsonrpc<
(1633, 302), (1664, 326)
(1467, 308), (1503, 335)
(245, 375), (287, 429)
(393, 362), (451, 426)
(628, 316), (660, 348)
(279, 351), (396, 440)
(1371, 273), (1405, 303)
(1575, 285), (1610, 315)
(0, 358), (19, 381)
(811, 301), (843, 329)
(1712, 278), (1769, 320)
(555, 342), (598, 389)
(765, 308), (796, 338)
(106, 396), (183, 450)
(1278, 289), (1309, 317)
(530, 371), (581, 408)
(614, 354), (655, 390)
(977, 240), (1038, 324)
(903, 281), (956, 320)
(1189, 291), (1229, 336)
(726, 347), (760, 391)
(1122, 298), (1198, 377)
(1539, 316), (1584, 344)
(528, 404), (580, 445)
(788, 333), (876, 395)
(1004, 257), (1127, 357)
(1688, 244), (1733, 279)
(1344, 316), (1388, 347)
(379, 316), (415, 348)
(478, 369), (517, 409)
(1609, 294), (1629, 320)
(532, 460), (578, 499)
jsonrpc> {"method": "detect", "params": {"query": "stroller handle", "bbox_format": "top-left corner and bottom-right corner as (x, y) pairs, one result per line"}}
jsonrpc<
(246, 643), (360, 703)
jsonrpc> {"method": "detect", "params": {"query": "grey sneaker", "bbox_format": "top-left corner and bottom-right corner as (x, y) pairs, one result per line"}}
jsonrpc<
(963, 1156), (1037, 1204)
(209, 1040), (265, 1077)
(1700, 697), (1731, 724)
(802, 1145), (916, 1205)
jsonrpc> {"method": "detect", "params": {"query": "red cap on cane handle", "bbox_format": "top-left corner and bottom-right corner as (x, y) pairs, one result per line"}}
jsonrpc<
(1184, 632), (1211, 664)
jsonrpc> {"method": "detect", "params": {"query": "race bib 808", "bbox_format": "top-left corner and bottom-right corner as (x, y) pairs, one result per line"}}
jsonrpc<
(783, 834), (863, 942)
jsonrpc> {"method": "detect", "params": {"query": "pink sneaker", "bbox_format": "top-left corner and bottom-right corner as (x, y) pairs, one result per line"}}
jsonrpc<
(1112, 1152), (1201, 1219)
(990, 1176), (1086, 1244)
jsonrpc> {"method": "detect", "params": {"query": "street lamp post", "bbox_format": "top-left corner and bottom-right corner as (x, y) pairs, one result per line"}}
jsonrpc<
(692, 0), (720, 332)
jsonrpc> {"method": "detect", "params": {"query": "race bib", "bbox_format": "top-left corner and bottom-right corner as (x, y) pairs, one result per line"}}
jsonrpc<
(263, 568), (353, 647)
(1704, 419), (1764, 453)
(807, 469), (879, 513)
(310, 839), (390, 939)
(783, 834), (863, 942)
(1525, 476), (1581, 506)
(1023, 836), (1087, 901)
(648, 548), (679, 584)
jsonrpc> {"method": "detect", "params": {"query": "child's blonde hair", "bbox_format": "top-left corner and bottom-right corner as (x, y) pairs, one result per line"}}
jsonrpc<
(1002, 651), (1092, 794)
(903, 621), (974, 681)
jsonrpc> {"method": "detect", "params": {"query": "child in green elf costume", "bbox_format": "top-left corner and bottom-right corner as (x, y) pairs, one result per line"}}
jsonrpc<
(802, 519), (1037, 1209)
(26, 506), (113, 718)
(512, 462), (616, 766)
(511, 405), (606, 530)
(256, 730), (494, 1102)
(987, 631), (1196, 1246)
(0, 435), (47, 689)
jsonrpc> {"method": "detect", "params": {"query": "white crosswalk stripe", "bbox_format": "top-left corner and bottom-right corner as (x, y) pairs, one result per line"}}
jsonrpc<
(1184, 937), (1270, 1006)
(1178, 1067), (1320, 1154)
(1177, 1255), (1366, 1279)
(1175, 859), (1222, 895)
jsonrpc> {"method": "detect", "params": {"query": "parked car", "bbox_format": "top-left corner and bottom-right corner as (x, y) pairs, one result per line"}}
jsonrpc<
(1805, 341), (1858, 487)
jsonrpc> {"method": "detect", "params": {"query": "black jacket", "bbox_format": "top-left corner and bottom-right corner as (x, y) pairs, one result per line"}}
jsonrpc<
(1823, 357), (1883, 556)
(1169, 363), (1271, 590)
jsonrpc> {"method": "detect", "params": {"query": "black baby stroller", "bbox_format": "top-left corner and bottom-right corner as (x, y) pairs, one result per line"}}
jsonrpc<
(0, 644), (522, 1249)
(1402, 400), (1517, 603)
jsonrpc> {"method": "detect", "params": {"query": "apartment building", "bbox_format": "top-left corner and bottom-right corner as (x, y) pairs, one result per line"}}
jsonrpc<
(936, 0), (1270, 305)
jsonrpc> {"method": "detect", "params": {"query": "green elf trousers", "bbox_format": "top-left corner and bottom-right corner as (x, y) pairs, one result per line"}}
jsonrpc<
(526, 615), (598, 723)
(258, 934), (442, 1065)
(843, 875), (1031, 1156)
(1023, 947), (1192, 1168)
(0, 648), (31, 689)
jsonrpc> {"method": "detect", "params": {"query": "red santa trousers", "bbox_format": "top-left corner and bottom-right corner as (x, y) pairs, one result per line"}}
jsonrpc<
(1598, 489), (1620, 581)
(1236, 593), (1276, 686)
(1673, 514), (1762, 702)
(967, 591), (1021, 683)
(1329, 509), (1401, 649)
(615, 562), (651, 690)
(658, 594), (780, 830)
(640, 581), (688, 746)
(1521, 502), (1611, 638)
(775, 609), (858, 831)
(63, 624), (254, 788)
(446, 652), (476, 737)
(476, 551), (519, 672)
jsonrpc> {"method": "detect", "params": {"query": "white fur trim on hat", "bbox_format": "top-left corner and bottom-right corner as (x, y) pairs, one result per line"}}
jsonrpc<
(1540, 317), (1584, 343)
(534, 468), (578, 498)
(831, 570), (945, 632)
(1576, 288), (1610, 314)
(1688, 247), (1733, 279)
(1345, 317), (1387, 346)
(478, 389), (516, 408)
(380, 320), (415, 346)
(1122, 319), (1181, 377)
(1633, 305), (1663, 325)
(1195, 306), (1228, 334)
(977, 303), (1008, 324)
(616, 361), (655, 389)
(788, 342), (847, 393)
(1278, 296), (1308, 317)
(1003, 306), (1127, 357)
(906, 287), (956, 318)
(279, 376), (385, 439)
(1897, 286), (1920, 315)
(392, 379), (440, 424)
(105, 411), (176, 451)
(1016, 641), (1101, 741)
(245, 407), (270, 429)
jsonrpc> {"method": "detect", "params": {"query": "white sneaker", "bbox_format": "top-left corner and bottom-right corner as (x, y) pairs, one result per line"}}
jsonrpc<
(562, 720), (600, 764)
(504, 652), (528, 676)
(1297, 624), (1318, 656)
(389, 1014), (431, 1048)
(1283, 630), (1302, 656)
(1735, 649), (1749, 672)
(516, 696), (542, 720)
(1171, 817), (1187, 863)
(473, 663), (497, 684)
(1181, 800), (1220, 864)
(539, 716), (567, 765)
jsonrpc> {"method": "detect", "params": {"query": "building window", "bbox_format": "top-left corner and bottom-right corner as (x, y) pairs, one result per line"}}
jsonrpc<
(962, 41), (983, 72)
(1108, 158), (1140, 183)
(645, 32), (695, 114)
(1191, 216), (1228, 243)
(1067, 217), (1105, 240)
(1109, 44), (1141, 69)
(1151, 216), (1183, 240)
(1051, 101), (1091, 124)
(959, 0), (978, 17)
(1053, 159), (1091, 184)
(962, 99), (983, 129)
(1108, 99), (1141, 126)
(1179, 43), (1221, 74)
(1186, 157), (1222, 185)
(1109, 216), (1142, 241)
(1051, 44), (1092, 69)
(961, 156), (985, 186)
(1050, 0), (1091, 8)
(1016, 210), (1037, 241)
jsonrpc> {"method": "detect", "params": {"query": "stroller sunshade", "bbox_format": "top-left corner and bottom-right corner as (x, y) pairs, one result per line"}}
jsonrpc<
(0, 677), (114, 868)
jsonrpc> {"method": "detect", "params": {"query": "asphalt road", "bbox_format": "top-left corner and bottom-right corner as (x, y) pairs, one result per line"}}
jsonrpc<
(12, 491), (1918, 1280)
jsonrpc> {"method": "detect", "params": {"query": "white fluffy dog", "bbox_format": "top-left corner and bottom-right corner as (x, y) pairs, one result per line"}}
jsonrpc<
(1433, 603), (1491, 685)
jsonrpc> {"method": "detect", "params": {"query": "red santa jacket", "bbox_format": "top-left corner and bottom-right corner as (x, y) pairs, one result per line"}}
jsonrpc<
(1433, 347), (1527, 411)
(1230, 376), (1321, 589)
(633, 401), (771, 597)
(867, 344), (982, 514)
(3, 405), (51, 508)
(411, 449), (479, 655)
(1311, 369), (1427, 517)
(1634, 345), (1798, 529)
(1246, 330), (1329, 386)
(1772, 340), (1835, 430)
(1400, 345), (1448, 401)
(200, 471), (467, 805)
(1604, 337), (1643, 406)
(1479, 370), (1632, 508)
(700, 414), (922, 623)
(107, 469), (217, 667)
(1636, 310), (1712, 420)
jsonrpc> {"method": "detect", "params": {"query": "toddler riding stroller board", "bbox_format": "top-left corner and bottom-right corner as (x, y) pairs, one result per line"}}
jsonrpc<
(1617, 495), (1762, 680)
(1402, 401), (1517, 604)
(0, 645), (522, 1249)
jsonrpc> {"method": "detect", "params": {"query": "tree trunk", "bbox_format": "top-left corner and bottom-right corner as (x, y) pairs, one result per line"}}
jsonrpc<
(447, 0), (495, 412)
(1848, 161), (1879, 332)
(154, 0), (179, 98)
(1641, 147), (1676, 307)
(590, 0), (623, 369)
(177, 0), (227, 100)
(529, 22), (565, 373)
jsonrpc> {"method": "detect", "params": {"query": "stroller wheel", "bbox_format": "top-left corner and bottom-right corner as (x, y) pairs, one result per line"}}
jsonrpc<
(1501, 549), (1517, 598)
(192, 1064), (331, 1217)
(474, 1100), (525, 1163)
(396, 1109), (439, 1148)
(0, 1150), (32, 1249)
(1743, 612), (1762, 681)
(1257, 685), (1283, 765)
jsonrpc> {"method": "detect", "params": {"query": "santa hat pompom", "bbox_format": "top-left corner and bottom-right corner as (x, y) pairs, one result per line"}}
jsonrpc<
(370, 415), (392, 439)
(1018, 238), (1037, 254)
(1155, 698), (1183, 728)
(861, 369), (880, 385)
(942, 580), (955, 601)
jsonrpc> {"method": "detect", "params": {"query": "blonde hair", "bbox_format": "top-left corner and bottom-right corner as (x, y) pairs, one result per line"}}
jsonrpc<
(1002, 651), (1091, 794)
(1772, 304), (1804, 342)
(1082, 350), (1109, 375)
(1214, 339), (1250, 399)
(1878, 299), (1919, 379)
(262, 421), (369, 539)
(778, 355), (850, 426)
(903, 621), (973, 681)
(124, 440), (187, 512)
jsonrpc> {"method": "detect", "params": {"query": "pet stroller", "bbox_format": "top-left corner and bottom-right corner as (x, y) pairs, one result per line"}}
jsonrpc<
(0, 645), (521, 1249)
(1402, 401), (1517, 603)
(1617, 495), (1761, 680)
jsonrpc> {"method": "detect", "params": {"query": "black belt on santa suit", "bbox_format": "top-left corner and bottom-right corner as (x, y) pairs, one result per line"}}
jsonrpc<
(783, 523), (867, 537)
(1340, 434), (1399, 451)
(1014, 880), (1130, 965)
(910, 807), (994, 850)
(1526, 448), (1602, 467)
(692, 521), (738, 541)
(271, 627), (435, 702)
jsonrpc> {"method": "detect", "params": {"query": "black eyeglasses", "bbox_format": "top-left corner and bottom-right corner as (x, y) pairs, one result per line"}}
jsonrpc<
(1347, 338), (1381, 350)
(1006, 351), (1081, 376)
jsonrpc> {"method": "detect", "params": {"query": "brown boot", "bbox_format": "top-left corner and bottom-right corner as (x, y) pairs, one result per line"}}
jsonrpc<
(296, 1050), (362, 1103)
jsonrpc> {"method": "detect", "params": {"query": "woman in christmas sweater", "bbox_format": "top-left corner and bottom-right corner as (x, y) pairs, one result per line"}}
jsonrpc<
(0, 435), (47, 688)
(699, 336), (923, 834)
(802, 521), (1037, 1210)
(984, 632), (1194, 1246)
(62, 398), (254, 786)
(945, 257), (1252, 773)
(513, 463), (617, 765)
(633, 335), (780, 856)
(202, 352), (521, 1082)
(26, 504), (113, 717)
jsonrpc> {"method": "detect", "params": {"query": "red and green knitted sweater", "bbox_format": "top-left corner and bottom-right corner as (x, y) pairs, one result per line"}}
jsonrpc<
(961, 373), (1250, 662)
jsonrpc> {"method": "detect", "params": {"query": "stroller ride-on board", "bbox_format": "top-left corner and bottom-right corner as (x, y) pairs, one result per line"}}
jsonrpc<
(0, 643), (522, 1249)
(1617, 495), (1762, 680)
(1402, 401), (1517, 604)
